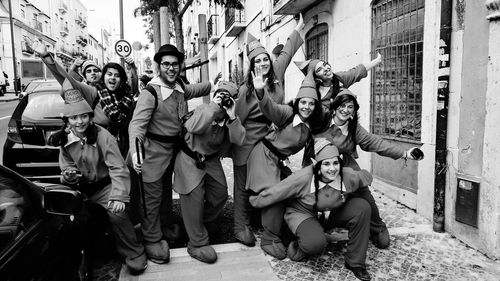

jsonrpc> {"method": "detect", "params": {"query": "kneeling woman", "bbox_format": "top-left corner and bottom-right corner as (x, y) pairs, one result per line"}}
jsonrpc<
(250, 139), (373, 281)
(173, 82), (245, 263)
(246, 70), (323, 259)
(56, 84), (146, 274)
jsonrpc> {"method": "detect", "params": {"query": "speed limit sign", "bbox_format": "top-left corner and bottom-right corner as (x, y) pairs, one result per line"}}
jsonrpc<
(115, 39), (132, 57)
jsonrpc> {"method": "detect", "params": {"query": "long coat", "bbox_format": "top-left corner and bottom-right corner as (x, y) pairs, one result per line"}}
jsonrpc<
(128, 79), (212, 182)
(250, 165), (373, 234)
(232, 30), (304, 166)
(246, 90), (311, 193)
(173, 102), (245, 195)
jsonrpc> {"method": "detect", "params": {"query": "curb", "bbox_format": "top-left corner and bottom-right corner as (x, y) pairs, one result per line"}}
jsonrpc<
(0, 98), (18, 103)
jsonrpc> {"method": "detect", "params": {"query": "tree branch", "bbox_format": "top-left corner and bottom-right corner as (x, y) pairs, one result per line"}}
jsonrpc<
(179, 0), (195, 17)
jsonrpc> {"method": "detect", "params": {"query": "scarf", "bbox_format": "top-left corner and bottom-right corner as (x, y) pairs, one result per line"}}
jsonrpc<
(97, 87), (133, 125)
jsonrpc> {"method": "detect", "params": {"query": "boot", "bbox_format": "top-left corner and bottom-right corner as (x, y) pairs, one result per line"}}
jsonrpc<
(345, 262), (371, 281)
(261, 240), (286, 260)
(370, 227), (390, 249)
(144, 240), (170, 264)
(287, 240), (307, 261)
(234, 226), (256, 247)
(125, 252), (147, 275)
(187, 244), (217, 264)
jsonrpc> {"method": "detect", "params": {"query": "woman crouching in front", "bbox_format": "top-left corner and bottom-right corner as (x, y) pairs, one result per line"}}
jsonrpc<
(250, 139), (373, 281)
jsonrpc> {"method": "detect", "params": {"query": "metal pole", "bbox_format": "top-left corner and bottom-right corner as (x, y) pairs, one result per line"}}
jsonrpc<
(198, 14), (209, 104)
(119, 0), (124, 66)
(8, 0), (19, 95)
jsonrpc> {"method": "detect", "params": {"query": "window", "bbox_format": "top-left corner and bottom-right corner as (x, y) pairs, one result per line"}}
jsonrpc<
(371, 0), (424, 141)
(305, 23), (328, 61)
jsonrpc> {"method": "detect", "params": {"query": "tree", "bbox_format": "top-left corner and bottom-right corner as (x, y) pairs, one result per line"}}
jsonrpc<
(134, 0), (243, 54)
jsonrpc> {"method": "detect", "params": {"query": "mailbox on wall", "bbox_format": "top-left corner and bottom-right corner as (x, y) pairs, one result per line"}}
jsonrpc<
(455, 174), (480, 228)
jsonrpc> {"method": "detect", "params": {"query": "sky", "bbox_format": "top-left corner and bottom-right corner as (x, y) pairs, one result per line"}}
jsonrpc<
(83, 0), (153, 58)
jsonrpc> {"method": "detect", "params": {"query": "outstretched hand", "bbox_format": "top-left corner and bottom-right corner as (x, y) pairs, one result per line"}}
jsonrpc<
(31, 38), (48, 57)
(214, 72), (222, 86)
(295, 13), (304, 31)
(251, 66), (268, 92)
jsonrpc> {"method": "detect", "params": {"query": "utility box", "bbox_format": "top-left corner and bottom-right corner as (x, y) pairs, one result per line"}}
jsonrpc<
(455, 174), (480, 227)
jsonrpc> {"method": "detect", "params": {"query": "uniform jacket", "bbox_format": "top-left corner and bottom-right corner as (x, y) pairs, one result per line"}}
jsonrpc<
(128, 77), (212, 182)
(246, 90), (311, 193)
(319, 64), (367, 111)
(173, 102), (245, 194)
(249, 165), (373, 233)
(314, 117), (405, 170)
(232, 30), (304, 166)
(59, 125), (131, 203)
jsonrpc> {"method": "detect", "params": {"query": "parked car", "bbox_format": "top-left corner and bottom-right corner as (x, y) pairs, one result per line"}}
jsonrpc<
(0, 164), (88, 281)
(0, 70), (8, 96)
(3, 83), (64, 183)
(18, 79), (60, 100)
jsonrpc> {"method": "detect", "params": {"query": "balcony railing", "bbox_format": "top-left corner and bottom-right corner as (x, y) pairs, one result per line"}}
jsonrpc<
(208, 14), (219, 44)
(59, 2), (68, 14)
(60, 24), (69, 36)
(32, 20), (43, 32)
(224, 8), (245, 37)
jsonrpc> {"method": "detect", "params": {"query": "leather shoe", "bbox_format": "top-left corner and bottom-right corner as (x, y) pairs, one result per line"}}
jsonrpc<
(345, 262), (371, 281)
(234, 227), (256, 247)
(370, 227), (390, 249)
(287, 241), (307, 261)
(187, 245), (217, 264)
(125, 252), (147, 275)
(261, 240), (286, 260)
(145, 240), (170, 264)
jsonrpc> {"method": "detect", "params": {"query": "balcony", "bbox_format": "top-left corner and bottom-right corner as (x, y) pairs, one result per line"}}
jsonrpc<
(75, 14), (82, 25)
(79, 36), (88, 47)
(60, 24), (69, 36)
(76, 37), (82, 44)
(224, 8), (245, 37)
(59, 2), (68, 14)
(32, 20), (43, 32)
(273, 0), (323, 15)
(81, 18), (87, 28)
(207, 14), (220, 44)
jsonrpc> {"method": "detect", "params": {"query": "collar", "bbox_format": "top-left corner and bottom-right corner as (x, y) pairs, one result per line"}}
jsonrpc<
(149, 76), (184, 100)
(309, 178), (343, 193)
(318, 85), (330, 98)
(65, 131), (97, 148)
(331, 118), (349, 136)
(293, 114), (310, 128)
(212, 119), (226, 127)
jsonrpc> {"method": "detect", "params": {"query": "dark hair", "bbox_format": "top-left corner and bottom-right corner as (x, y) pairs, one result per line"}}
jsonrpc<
(330, 94), (360, 140)
(291, 98), (324, 134)
(49, 113), (96, 147)
(245, 53), (276, 93)
(100, 63), (131, 98)
(312, 157), (344, 218)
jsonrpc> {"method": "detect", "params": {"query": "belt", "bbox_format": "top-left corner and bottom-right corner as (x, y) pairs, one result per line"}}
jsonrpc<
(261, 138), (288, 160)
(146, 132), (182, 144)
(180, 142), (218, 169)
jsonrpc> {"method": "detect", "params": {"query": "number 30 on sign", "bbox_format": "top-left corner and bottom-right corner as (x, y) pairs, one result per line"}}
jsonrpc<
(115, 40), (132, 57)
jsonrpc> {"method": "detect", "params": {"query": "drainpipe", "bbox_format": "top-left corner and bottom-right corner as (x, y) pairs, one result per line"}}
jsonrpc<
(433, 0), (452, 232)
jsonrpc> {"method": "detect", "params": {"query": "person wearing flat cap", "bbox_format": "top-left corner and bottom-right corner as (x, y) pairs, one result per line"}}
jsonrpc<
(310, 90), (424, 251)
(231, 13), (305, 248)
(172, 81), (245, 263)
(55, 81), (147, 275)
(245, 70), (323, 259)
(128, 43), (220, 264)
(68, 58), (103, 85)
(250, 138), (374, 281)
(294, 52), (382, 112)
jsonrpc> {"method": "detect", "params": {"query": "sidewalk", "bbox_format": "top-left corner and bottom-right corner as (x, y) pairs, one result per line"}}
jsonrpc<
(118, 151), (500, 281)
(0, 92), (19, 102)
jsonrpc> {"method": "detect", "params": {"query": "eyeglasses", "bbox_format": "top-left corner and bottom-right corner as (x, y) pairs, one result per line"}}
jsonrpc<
(160, 61), (180, 70)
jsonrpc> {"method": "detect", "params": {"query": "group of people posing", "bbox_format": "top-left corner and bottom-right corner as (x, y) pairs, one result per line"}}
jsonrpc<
(32, 13), (423, 281)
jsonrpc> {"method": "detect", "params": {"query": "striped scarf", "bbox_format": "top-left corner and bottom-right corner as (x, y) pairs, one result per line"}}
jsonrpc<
(97, 87), (133, 125)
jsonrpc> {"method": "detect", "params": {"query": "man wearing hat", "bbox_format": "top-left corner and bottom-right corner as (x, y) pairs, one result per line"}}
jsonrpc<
(69, 58), (102, 85)
(294, 52), (382, 111)
(57, 81), (147, 275)
(129, 44), (219, 264)
(172, 81), (244, 263)
(250, 138), (374, 281)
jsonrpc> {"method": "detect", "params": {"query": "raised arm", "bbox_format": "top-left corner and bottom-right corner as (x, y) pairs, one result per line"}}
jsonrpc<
(273, 14), (305, 80)
(124, 57), (139, 96)
(355, 123), (406, 159)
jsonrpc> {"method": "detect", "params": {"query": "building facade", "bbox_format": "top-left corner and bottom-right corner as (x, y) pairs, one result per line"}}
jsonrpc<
(182, 0), (500, 259)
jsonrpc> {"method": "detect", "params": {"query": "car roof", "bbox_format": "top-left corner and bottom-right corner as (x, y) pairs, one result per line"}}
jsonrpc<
(26, 80), (61, 93)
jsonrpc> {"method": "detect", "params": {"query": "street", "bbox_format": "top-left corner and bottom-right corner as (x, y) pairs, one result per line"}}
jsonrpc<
(0, 100), (17, 163)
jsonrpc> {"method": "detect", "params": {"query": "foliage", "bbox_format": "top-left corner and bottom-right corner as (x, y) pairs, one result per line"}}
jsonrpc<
(230, 63), (244, 87)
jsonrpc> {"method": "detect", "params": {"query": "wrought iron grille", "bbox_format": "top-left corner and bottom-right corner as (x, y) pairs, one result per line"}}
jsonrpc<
(371, 0), (424, 141)
(305, 23), (328, 61)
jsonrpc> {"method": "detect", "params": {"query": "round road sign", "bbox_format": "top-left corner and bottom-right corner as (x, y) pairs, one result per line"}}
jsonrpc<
(115, 39), (132, 57)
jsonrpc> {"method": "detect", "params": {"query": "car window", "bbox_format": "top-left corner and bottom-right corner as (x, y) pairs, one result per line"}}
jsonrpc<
(22, 92), (65, 122)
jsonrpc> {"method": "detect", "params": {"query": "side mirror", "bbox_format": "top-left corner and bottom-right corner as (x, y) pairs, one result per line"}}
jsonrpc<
(44, 189), (83, 216)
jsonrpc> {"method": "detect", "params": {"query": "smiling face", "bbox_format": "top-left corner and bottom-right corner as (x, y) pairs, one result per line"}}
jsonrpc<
(67, 113), (91, 137)
(297, 97), (316, 120)
(159, 55), (180, 85)
(320, 157), (341, 183)
(254, 53), (271, 76)
(314, 61), (333, 81)
(333, 100), (355, 125)
(103, 68), (121, 92)
(84, 66), (101, 83)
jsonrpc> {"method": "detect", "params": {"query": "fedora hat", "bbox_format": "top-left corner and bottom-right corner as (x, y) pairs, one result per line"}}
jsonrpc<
(61, 79), (92, 117)
(154, 44), (185, 64)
